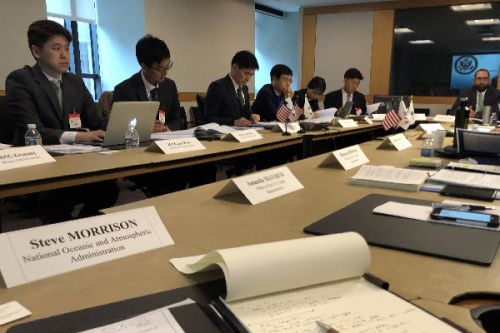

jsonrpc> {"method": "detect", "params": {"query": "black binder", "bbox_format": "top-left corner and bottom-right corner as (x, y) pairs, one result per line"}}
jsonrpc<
(304, 194), (499, 265)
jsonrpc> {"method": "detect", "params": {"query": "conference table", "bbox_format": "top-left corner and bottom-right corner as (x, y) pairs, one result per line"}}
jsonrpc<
(0, 131), (497, 333)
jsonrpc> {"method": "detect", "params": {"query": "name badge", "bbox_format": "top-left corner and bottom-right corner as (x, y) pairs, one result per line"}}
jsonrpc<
(272, 122), (301, 134)
(378, 133), (412, 151)
(158, 110), (166, 123)
(215, 166), (304, 205)
(68, 113), (82, 129)
(223, 129), (263, 143)
(0, 206), (174, 287)
(146, 137), (206, 154)
(0, 146), (55, 172)
(319, 144), (369, 170)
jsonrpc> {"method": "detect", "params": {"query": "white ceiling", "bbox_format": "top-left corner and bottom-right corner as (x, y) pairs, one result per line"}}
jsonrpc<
(255, 0), (390, 12)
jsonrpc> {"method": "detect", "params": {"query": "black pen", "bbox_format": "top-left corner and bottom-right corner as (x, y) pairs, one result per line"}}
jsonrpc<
(210, 300), (241, 333)
(200, 301), (236, 333)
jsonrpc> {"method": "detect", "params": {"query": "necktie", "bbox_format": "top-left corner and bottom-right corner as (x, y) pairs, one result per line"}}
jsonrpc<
(237, 87), (245, 108)
(51, 79), (63, 109)
(477, 92), (484, 113)
(150, 87), (159, 101)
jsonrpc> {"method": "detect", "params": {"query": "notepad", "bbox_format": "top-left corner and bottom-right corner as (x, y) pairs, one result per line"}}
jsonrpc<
(349, 165), (429, 191)
(430, 169), (500, 191)
(170, 233), (462, 333)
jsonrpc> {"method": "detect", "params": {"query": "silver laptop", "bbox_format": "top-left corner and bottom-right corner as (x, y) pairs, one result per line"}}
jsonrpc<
(103, 101), (159, 147)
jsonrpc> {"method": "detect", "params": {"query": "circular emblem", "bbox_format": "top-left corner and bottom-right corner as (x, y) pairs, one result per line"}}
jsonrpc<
(454, 56), (478, 75)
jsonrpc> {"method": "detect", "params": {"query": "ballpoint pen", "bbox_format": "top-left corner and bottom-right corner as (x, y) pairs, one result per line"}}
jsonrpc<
(316, 320), (340, 333)
(431, 203), (495, 211)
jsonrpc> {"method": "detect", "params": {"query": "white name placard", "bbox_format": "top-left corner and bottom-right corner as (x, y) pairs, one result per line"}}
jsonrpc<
(224, 129), (263, 143)
(0, 146), (55, 172)
(319, 145), (369, 170)
(433, 115), (455, 123)
(371, 114), (386, 121)
(417, 123), (445, 133)
(378, 133), (412, 151)
(0, 301), (31, 326)
(334, 119), (358, 128)
(362, 116), (373, 124)
(414, 113), (427, 121)
(0, 206), (174, 287)
(147, 137), (205, 154)
(272, 122), (301, 134)
(215, 166), (303, 205)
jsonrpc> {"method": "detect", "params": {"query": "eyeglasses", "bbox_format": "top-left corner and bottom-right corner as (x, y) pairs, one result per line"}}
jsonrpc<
(151, 60), (174, 73)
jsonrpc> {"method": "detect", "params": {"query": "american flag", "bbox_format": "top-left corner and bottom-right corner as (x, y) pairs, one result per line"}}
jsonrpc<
(382, 109), (401, 131)
(276, 99), (303, 122)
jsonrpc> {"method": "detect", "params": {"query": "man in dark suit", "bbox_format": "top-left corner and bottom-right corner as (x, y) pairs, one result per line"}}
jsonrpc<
(324, 68), (367, 115)
(450, 69), (500, 119)
(205, 51), (260, 126)
(113, 35), (182, 131)
(252, 64), (293, 121)
(5, 20), (117, 223)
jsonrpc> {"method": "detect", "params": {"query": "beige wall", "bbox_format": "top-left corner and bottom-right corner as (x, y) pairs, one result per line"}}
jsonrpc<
(315, 11), (373, 95)
(144, 0), (255, 93)
(0, 0), (47, 90)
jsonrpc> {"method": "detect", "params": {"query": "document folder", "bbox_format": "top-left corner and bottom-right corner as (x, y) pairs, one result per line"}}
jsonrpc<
(304, 194), (499, 265)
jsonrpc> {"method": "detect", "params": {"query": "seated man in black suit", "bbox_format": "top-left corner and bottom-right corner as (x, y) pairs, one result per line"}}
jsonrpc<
(450, 68), (500, 119)
(113, 35), (214, 196)
(5, 20), (117, 223)
(205, 50), (260, 126)
(324, 68), (367, 115)
(113, 35), (182, 131)
(292, 76), (326, 113)
(252, 64), (293, 121)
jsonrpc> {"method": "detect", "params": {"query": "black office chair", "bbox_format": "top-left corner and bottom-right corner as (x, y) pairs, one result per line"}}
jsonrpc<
(0, 95), (14, 144)
(189, 106), (205, 127)
(196, 94), (207, 119)
(471, 304), (500, 333)
(179, 106), (188, 130)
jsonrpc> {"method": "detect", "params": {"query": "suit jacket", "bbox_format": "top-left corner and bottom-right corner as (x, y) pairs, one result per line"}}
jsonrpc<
(5, 64), (106, 146)
(450, 86), (500, 117)
(252, 84), (284, 121)
(323, 89), (367, 114)
(292, 88), (320, 112)
(112, 72), (182, 131)
(205, 74), (251, 126)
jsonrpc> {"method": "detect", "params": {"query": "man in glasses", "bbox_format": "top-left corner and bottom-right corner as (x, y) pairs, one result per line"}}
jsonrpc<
(113, 34), (182, 131)
(451, 68), (500, 119)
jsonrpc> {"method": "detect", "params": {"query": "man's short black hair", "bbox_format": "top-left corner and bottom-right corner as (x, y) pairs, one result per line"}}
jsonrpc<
(344, 68), (363, 80)
(475, 68), (490, 78)
(307, 76), (326, 94)
(136, 34), (170, 67)
(231, 50), (259, 70)
(28, 20), (72, 49)
(270, 64), (293, 80)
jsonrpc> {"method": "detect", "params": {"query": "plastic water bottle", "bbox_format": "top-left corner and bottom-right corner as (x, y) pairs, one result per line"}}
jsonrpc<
(24, 124), (42, 146)
(124, 121), (140, 149)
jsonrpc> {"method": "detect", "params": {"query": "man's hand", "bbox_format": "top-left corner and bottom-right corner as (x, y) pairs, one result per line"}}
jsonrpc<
(153, 120), (170, 132)
(234, 117), (252, 127)
(75, 130), (105, 143)
(250, 113), (260, 123)
(469, 109), (477, 118)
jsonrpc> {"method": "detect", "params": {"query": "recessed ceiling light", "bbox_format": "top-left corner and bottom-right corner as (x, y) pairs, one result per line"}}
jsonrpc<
(451, 3), (492, 11)
(482, 36), (500, 41)
(466, 18), (500, 26)
(394, 27), (414, 34)
(409, 40), (434, 45)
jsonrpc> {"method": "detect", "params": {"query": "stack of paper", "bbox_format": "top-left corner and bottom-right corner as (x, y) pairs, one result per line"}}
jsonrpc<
(350, 165), (429, 191)
(43, 144), (105, 155)
(430, 169), (500, 190)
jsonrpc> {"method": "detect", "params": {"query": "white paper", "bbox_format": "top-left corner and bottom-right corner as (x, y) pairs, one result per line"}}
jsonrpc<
(433, 115), (455, 122)
(214, 166), (304, 205)
(362, 116), (373, 124)
(228, 278), (460, 333)
(78, 300), (194, 333)
(366, 103), (381, 115)
(0, 207), (174, 287)
(315, 107), (337, 118)
(0, 301), (31, 326)
(170, 232), (370, 302)
(373, 201), (433, 221)
(430, 169), (500, 190)
(223, 129), (263, 143)
(146, 137), (206, 154)
(0, 145), (55, 171)
(43, 144), (106, 155)
(447, 162), (500, 175)
(413, 113), (427, 121)
(417, 123), (445, 133)
(321, 145), (369, 170)
(350, 165), (429, 191)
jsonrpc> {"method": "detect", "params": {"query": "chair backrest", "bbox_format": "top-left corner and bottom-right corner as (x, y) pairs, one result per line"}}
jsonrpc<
(0, 95), (14, 144)
(189, 106), (206, 127)
(196, 94), (206, 118)
(97, 91), (113, 118)
(179, 106), (188, 130)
